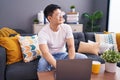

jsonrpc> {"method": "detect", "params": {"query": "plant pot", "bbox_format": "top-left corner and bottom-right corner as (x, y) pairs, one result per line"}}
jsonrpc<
(34, 22), (39, 24)
(71, 8), (75, 13)
(105, 62), (117, 73)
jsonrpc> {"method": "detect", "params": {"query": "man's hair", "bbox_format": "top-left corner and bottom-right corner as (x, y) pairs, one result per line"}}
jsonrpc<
(44, 4), (61, 19)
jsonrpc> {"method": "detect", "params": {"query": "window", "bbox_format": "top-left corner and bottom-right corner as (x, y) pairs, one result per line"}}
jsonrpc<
(108, 0), (120, 32)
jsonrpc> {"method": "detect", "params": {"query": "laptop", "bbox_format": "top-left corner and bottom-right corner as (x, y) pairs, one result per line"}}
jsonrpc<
(56, 59), (92, 80)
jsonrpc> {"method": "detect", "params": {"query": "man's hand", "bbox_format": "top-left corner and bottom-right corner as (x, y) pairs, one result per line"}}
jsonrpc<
(39, 44), (57, 68)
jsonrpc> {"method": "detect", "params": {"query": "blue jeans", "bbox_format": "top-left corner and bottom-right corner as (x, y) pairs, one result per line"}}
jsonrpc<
(37, 52), (87, 72)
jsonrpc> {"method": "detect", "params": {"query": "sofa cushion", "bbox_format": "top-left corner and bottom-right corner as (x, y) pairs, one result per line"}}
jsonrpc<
(6, 59), (39, 80)
(84, 32), (103, 42)
(78, 41), (99, 55)
(84, 32), (96, 42)
(0, 46), (6, 80)
(84, 53), (105, 64)
(17, 35), (41, 63)
(116, 33), (120, 51)
(117, 62), (120, 67)
(0, 27), (19, 37)
(88, 40), (114, 54)
(73, 32), (85, 52)
(95, 33), (118, 51)
(0, 37), (23, 64)
(14, 29), (27, 34)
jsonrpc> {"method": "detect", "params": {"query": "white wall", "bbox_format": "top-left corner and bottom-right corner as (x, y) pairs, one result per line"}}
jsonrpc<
(108, 0), (120, 32)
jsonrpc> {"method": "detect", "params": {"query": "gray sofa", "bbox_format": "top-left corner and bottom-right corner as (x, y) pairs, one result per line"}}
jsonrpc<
(1, 32), (119, 80)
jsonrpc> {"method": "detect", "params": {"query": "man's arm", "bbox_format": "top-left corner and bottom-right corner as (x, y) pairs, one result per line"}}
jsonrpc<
(39, 44), (56, 68)
(66, 38), (75, 59)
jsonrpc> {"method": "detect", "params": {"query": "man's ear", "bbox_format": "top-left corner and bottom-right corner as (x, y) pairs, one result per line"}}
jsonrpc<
(47, 16), (51, 21)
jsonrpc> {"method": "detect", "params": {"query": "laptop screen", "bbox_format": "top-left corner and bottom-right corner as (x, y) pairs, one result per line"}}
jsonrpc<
(56, 59), (92, 80)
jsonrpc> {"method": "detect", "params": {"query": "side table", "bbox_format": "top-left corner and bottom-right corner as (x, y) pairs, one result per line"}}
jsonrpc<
(91, 64), (120, 80)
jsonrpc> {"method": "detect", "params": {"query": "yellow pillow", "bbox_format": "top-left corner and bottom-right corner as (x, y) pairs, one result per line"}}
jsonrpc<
(78, 41), (99, 55)
(103, 31), (111, 34)
(0, 27), (18, 37)
(0, 37), (23, 64)
(116, 33), (120, 51)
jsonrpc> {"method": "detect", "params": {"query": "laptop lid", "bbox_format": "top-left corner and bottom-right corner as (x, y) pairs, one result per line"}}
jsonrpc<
(56, 59), (92, 80)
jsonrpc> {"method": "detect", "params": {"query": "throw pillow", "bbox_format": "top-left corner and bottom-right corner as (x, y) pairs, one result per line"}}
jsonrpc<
(0, 27), (19, 37)
(88, 40), (114, 54)
(17, 35), (41, 62)
(103, 31), (111, 34)
(116, 33), (120, 51)
(78, 41), (100, 55)
(95, 33), (118, 51)
(0, 37), (23, 64)
(103, 31), (120, 51)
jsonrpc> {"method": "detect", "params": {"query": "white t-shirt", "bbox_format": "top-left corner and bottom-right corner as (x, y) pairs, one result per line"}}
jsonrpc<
(38, 24), (73, 54)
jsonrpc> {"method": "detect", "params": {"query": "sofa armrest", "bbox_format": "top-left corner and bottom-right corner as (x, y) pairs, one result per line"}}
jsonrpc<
(0, 46), (6, 80)
(14, 29), (27, 34)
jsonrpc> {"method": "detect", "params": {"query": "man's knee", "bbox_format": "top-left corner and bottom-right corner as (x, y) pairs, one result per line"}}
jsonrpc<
(75, 53), (88, 59)
(37, 57), (49, 72)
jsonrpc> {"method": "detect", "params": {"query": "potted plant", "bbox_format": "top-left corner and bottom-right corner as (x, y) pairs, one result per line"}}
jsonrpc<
(101, 50), (120, 72)
(33, 19), (39, 24)
(70, 5), (75, 12)
(82, 10), (103, 32)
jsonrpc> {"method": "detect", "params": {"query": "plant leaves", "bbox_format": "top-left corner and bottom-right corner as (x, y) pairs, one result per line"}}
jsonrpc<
(82, 13), (90, 19)
(101, 50), (120, 63)
(93, 11), (103, 20)
(82, 10), (103, 32)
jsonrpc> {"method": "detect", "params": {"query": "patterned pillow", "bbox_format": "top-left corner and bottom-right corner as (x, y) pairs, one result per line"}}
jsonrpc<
(95, 33), (118, 52)
(17, 35), (41, 62)
(88, 40), (114, 54)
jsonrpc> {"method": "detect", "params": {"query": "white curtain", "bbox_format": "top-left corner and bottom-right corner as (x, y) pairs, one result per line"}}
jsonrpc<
(108, 0), (120, 32)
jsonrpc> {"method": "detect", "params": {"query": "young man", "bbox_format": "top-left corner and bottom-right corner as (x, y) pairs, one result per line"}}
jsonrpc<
(37, 4), (87, 80)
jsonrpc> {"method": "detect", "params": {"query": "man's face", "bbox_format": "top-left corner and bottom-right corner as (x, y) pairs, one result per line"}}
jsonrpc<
(48, 9), (65, 25)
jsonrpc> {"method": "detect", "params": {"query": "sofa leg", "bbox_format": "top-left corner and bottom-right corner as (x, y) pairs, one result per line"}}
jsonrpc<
(37, 71), (55, 80)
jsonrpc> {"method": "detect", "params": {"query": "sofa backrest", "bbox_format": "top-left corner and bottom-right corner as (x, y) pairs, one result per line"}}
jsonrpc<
(73, 32), (86, 52)
(84, 32), (103, 42)
(14, 29), (27, 34)
(72, 32), (103, 52)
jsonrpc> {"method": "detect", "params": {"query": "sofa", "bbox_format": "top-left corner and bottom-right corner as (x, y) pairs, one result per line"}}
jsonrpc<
(1, 31), (120, 80)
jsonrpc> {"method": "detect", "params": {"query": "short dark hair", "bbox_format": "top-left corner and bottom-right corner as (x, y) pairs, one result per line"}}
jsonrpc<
(44, 4), (61, 19)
